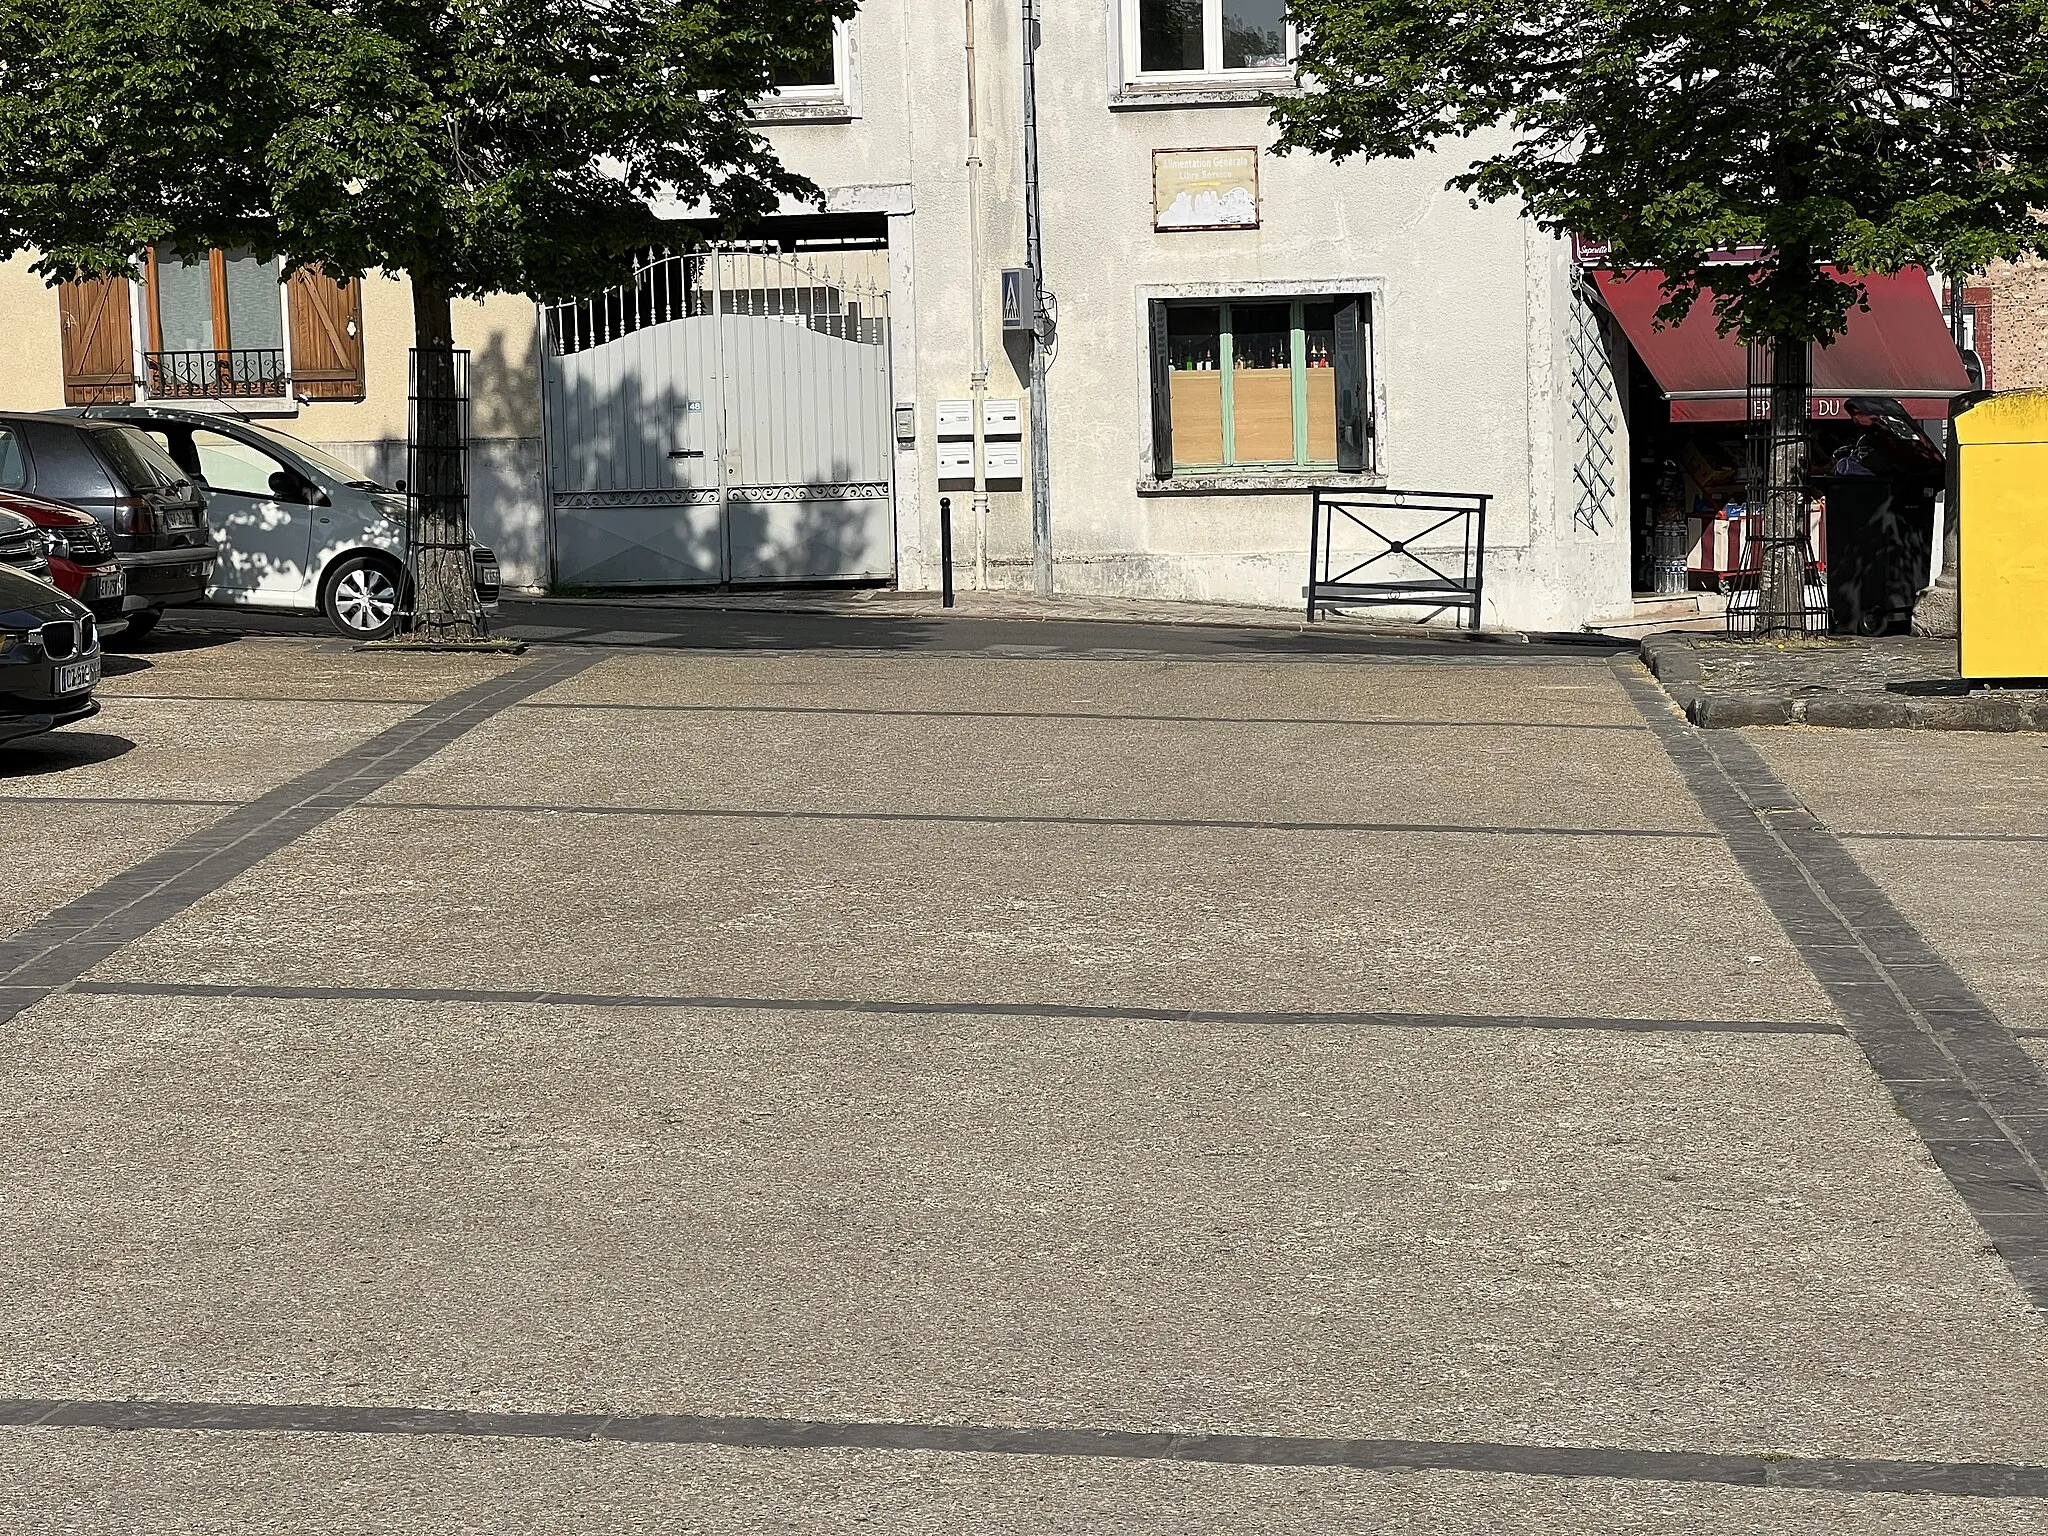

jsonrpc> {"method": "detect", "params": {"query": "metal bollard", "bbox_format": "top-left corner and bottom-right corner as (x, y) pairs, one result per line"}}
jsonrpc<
(940, 497), (955, 609)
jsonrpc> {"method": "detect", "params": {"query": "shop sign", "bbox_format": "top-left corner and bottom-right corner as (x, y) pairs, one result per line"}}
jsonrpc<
(1153, 148), (1260, 232)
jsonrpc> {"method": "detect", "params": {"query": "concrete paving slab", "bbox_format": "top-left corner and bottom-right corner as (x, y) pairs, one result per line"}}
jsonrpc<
(0, 699), (416, 805)
(1838, 839), (2048, 1032)
(97, 810), (1827, 1020)
(1747, 730), (2048, 837)
(0, 994), (2036, 1461)
(375, 708), (1714, 834)
(0, 804), (225, 939)
(98, 636), (529, 706)
(524, 653), (1653, 727)
(3, 1431), (2044, 1536)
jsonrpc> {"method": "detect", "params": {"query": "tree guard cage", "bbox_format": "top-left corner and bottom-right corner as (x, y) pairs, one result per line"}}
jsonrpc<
(1306, 487), (1490, 628)
(406, 347), (479, 638)
(1727, 340), (1828, 634)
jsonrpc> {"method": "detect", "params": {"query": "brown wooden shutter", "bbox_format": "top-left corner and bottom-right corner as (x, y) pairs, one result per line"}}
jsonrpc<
(286, 267), (366, 401)
(56, 276), (137, 405)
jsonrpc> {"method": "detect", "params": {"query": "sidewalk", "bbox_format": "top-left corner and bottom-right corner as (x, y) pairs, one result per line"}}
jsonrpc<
(1643, 633), (2048, 730)
(521, 585), (1551, 644)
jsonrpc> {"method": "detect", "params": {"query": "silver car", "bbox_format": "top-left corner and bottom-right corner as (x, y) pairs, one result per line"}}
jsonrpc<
(80, 405), (500, 639)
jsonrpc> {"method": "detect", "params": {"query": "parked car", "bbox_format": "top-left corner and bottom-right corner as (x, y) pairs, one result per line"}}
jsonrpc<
(0, 412), (215, 645)
(0, 561), (101, 745)
(0, 489), (125, 628)
(0, 505), (52, 583)
(79, 406), (500, 640)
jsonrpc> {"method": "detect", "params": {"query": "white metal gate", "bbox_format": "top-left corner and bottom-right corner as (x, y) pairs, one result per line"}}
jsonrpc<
(543, 246), (894, 586)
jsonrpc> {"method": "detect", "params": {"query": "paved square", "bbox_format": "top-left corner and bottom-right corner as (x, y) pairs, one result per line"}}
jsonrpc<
(1, 622), (2043, 1529)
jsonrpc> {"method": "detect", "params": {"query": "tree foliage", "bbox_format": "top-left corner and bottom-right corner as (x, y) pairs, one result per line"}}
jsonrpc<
(1272, 0), (2048, 344)
(0, 0), (851, 298)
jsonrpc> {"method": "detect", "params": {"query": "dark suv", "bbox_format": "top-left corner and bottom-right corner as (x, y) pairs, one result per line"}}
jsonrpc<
(0, 413), (216, 644)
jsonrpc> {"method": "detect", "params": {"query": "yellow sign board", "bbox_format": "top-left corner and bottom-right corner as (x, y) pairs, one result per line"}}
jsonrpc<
(1153, 147), (1260, 231)
(1955, 390), (2048, 680)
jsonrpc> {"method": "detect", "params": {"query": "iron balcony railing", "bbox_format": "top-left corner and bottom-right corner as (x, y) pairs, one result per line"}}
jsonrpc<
(144, 349), (288, 400)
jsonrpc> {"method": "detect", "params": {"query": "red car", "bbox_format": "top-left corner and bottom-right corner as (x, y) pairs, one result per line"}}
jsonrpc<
(0, 489), (125, 628)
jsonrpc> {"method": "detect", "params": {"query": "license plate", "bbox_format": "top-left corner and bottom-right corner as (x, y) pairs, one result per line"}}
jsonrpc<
(161, 508), (196, 529)
(54, 657), (99, 695)
(90, 571), (124, 598)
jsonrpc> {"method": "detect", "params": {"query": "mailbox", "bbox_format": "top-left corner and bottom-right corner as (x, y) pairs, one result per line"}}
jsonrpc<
(936, 443), (975, 480)
(935, 399), (974, 439)
(985, 441), (1023, 479)
(983, 398), (1022, 437)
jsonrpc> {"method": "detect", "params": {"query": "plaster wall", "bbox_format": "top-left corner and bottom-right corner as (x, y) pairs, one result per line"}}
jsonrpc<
(757, 1), (1629, 630)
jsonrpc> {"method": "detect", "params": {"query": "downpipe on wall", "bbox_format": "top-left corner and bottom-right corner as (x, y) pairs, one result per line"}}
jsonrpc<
(964, 0), (991, 588)
(1021, 0), (1052, 596)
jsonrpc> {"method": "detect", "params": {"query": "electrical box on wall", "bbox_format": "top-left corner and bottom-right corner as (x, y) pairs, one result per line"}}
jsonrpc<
(983, 398), (1022, 437)
(1001, 269), (1037, 333)
(936, 443), (975, 480)
(984, 441), (1023, 479)
(894, 403), (916, 442)
(935, 400), (974, 439)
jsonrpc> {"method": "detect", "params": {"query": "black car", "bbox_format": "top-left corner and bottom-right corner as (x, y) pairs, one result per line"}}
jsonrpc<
(0, 506), (52, 583)
(0, 413), (216, 644)
(0, 562), (101, 745)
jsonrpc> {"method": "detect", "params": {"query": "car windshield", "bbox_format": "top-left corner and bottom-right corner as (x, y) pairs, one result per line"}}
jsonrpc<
(239, 423), (389, 489)
(97, 427), (191, 491)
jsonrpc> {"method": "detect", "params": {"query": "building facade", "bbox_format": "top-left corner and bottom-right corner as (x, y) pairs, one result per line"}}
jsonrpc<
(0, 2), (1641, 628)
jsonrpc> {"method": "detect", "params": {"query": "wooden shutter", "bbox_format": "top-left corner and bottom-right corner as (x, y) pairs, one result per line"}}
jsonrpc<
(286, 267), (366, 401)
(56, 276), (137, 405)
(1147, 300), (1174, 478)
(1334, 298), (1371, 474)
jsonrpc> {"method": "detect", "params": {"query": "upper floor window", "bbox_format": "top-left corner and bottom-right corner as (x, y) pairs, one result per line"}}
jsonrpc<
(768, 19), (849, 101)
(146, 243), (288, 399)
(1128, 0), (1294, 78)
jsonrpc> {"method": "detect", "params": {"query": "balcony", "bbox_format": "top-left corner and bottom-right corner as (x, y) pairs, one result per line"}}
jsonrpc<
(143, 349), (288, 401)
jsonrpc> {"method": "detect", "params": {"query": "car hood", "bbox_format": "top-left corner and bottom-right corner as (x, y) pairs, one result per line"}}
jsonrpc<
(0, 562), (87, 625)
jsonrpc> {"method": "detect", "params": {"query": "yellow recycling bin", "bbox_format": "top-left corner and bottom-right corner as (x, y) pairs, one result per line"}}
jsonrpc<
(1955, 390), (2048, 680)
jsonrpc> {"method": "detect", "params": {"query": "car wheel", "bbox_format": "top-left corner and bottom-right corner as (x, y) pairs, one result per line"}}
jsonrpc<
(325, 555), (404, 640)
(103, 609), (158, 649)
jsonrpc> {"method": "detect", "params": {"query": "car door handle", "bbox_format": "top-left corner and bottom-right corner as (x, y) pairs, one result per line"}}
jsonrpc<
(668, 449), (705, 459)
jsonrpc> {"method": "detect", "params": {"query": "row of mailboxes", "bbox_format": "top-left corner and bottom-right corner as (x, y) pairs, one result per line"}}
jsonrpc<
(936, 397), (1023, 483)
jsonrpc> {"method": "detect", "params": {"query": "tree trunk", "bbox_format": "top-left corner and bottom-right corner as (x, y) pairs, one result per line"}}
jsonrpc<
(1758, 338), (1812, 635)
(408, 276), (486, 640)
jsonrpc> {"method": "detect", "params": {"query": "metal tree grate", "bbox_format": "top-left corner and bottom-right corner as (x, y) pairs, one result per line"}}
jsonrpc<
(1568, 277), (1619, 535)
(406, 347), (476, 636)
(1726, 340), (1829, 634)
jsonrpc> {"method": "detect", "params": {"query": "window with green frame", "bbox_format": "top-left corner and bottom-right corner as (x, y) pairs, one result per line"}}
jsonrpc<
(1147, 294), (1372, 477)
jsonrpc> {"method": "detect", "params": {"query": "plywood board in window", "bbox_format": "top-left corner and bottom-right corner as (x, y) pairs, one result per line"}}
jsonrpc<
(1171, 371), (1224, 466)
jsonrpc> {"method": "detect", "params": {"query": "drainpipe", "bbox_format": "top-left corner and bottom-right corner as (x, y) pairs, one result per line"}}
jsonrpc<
(964, 0), (990, 588)
(1021, 0), (1052, 595)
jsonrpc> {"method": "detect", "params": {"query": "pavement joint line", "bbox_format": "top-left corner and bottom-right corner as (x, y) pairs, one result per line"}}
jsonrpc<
(0, 1398), (2044, 1496)
(1613, 657), (2048, 1307)
(1841, 830), (2048, 845)
(495, 633), (1614, 667)
(360, 802), (1720, 841)
(59, 980), (1842, 1036)
(0, 796), (238, 807)
(0, 653), (600, 1026)
(512, 701), (1651, 732)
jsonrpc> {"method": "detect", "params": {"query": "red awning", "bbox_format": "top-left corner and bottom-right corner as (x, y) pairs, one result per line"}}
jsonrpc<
(1594, 266), (1971, 422)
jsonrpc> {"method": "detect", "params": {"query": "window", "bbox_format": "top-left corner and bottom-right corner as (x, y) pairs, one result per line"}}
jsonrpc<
(145, 243), (288, 398)
(189, 430), (292, 498)
(1127, 0), (1294, 79)
(768, 19), (848, 99)
(1147, 296), (1372, 477)
(0, 427), (25, 490)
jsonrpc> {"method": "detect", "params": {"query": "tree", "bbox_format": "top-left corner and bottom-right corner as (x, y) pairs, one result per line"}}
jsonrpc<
(0, 0), (848, 639)
(1271, 0), (2048, 633)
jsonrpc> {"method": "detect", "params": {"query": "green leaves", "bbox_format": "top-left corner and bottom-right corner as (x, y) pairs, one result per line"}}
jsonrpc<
(1273, 0), (2048, 344)
(0, 0), (856, 298)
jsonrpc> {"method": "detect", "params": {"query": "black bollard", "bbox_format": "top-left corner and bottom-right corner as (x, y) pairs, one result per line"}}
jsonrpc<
(940, 497), (955, 609)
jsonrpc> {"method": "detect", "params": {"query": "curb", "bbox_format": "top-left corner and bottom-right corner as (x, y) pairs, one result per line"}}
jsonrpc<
(1640, 635), (2048, 732)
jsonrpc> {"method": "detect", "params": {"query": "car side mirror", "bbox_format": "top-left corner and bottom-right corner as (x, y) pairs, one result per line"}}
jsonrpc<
(268, 469), (323, 505)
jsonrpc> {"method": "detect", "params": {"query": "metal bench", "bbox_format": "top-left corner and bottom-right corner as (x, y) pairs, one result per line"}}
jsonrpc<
(1306, 487), (1491, 629)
